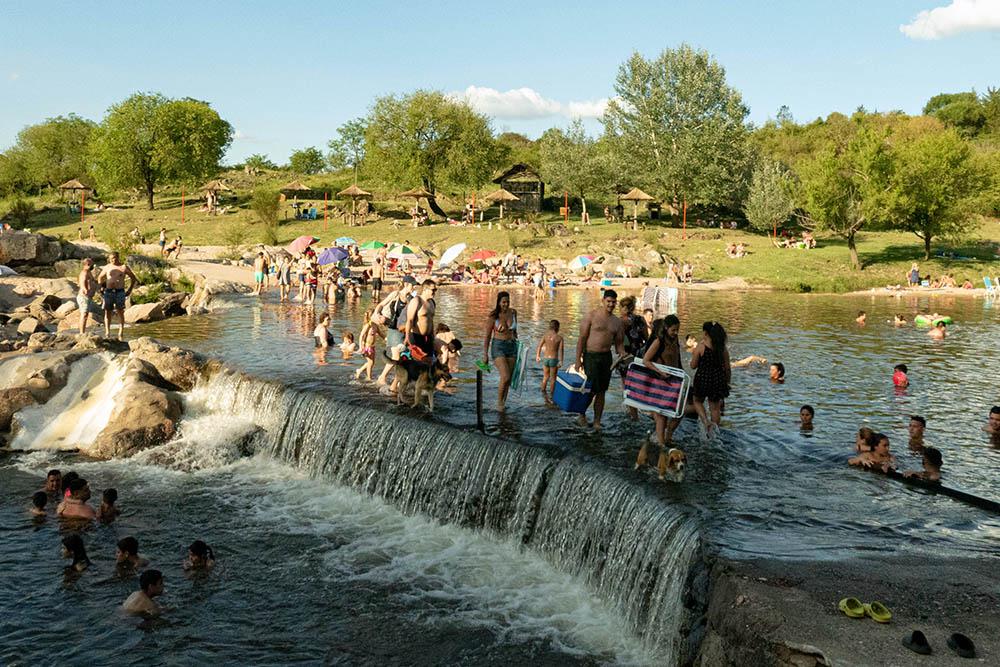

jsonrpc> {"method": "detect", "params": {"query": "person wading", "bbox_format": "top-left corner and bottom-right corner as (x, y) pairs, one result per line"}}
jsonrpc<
(483, 291), (519, 412)
(575, 290), (624, 430)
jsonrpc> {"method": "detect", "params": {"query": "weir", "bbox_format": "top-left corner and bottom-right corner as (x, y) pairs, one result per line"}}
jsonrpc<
(194, 370), (705, 662)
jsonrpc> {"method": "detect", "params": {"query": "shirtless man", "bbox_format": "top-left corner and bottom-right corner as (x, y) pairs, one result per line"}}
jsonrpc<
(575, 290), (624, 430)
(403, 279), (437, 361)
(371, 256), (385, 302)
(98, 252), (137, 339)
(77, 258), (97, 333)
(985, 406), (1000, 444)
(253, 252), (268, 295)
(928, 321), (946, 340)
(123, 569), (164, 616)
(908, 415), (926, 450)
(56, 478), (97, 521)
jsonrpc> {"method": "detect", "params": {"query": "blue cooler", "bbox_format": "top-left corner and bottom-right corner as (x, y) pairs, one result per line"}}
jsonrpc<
(600, 278), (613, 287)
(554, 371), (593, 414)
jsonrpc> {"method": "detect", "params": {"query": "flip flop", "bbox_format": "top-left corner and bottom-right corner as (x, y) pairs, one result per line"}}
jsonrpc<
(864, 601), (892, 623)
(902, 630), (932, 655)
(947, 633), (976, 659)
(838, 597), (865, 618)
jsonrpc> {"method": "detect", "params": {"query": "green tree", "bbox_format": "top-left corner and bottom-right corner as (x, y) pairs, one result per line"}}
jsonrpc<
(496, 132), (540, 168)
(0, 149), (31, 196)
(327, 118), (367, 182)
(8, 114), (95, 190)
(797, 124), (893, 270)
(243, 153), (277, 171)
(250, 188), (281, 245)
(887, 128), (983, 260)
(5, 197), (35, 228)
(923, 91), (986, 137)
(363, 91), (504, 214)
(539, 119), (609, 223)
(742, 158), (796, 234)
(981, 87), (1000, 135)
(90, 93), (233, 209)
(602, 45), (752, 208)
(288, 147), (326, 175)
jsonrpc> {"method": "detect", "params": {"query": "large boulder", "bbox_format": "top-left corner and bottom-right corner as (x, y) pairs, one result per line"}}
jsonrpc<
(2, 350), (87, 403)
(28, 294), (63, 318)
(0, 232), (44, 266)
(124, 302), (165, 324)
(53, 259), (83, 277)
(158, 292), (188, 318)
(17, 317), (48, 336)
(87, 368), (182, 459)
(37, 240), (63, 265)
(53, 300), (78, 319)
(128, 337), (204, 391)
(0, 387), (37, 431)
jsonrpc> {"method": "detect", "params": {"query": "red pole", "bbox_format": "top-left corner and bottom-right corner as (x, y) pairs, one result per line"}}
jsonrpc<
(324, 191), (328, 228)
(181, 188), (185, 225)
(563, 191), (568, 223)
(682, 198), (687, 240)
(80, 191), (85, 224)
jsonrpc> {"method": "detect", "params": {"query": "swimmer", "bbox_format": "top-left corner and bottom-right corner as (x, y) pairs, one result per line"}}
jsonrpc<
(849, 428), (877, 464)
(31, 491), (47, 516)
(799, 405), (814, 430)
(355, 310), (385, 381)
(123, 569), (164, 616)
(927, 321), (946, 340)
(863, 433), (896, 472)
(60, 471), (79, 498)
(985, 406), (1000, 442)
(44, 469), (62, 497)
(435, 338), (463, 389)
(116, 536), (150, 571)
(855, 310), (867, 326)
(184, 540), (215, 570)
(340, 332), (358, 358)
(535, 319), (564, 398)
(57, 478), (96, 521)
(903, 447), (942, 483)
(731, 355), (767, 368)
(768, 362), (785, 383)
(908, 415), (926, 450)
(62, 533), (91, 572)
(313, 313), (334, 349)
(892, 314), (907, 327)
(892, 364), (909, 389)
(98, 488), (120, 522)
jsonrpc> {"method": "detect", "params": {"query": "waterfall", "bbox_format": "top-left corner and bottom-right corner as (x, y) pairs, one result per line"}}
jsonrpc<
(193, 370), (703, 663)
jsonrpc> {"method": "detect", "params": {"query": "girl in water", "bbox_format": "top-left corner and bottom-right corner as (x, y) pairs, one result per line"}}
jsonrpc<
(62, 533), (91, 573)
(636, 315), (684, 478)
(355, 309), (384, 381)
(690, 322), (731, 436)
(184, 540), (215, 570)
(483, 291), (518, 412)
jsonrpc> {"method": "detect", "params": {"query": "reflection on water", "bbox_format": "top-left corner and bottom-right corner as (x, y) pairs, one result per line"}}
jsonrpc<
(136, 287), (1000, 559)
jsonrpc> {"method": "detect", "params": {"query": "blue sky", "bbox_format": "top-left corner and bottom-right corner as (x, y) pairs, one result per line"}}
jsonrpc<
(2, 0), (999, 163)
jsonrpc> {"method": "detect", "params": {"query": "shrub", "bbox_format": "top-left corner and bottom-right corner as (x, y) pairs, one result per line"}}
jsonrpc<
(130, 284), (163, 304)
(7, 197), (35, 228)
(251, 189), (281, 246)
(173, 275), (195, 293)
(99, 216), (137, 258)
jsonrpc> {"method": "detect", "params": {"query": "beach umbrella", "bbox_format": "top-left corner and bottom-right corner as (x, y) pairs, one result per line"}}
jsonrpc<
(282, 180), (311, 192)
(438, 243), (466, 267)
(469, 249), (497, 262)
(317, 247), (349, 265)
(337, 184), (373, 225)
(483, 188), (519, 219)
(201, 180), (232, 192)
(568, 255), (596, 271)
(287, 235), (319, 255)
(620, 187), (655, 223)
(360, 240), (386, 250)
(58, 178), (89, 192)
(335, 236), (357, 246)
(398, 186), (435, 200)
(387, 244), (418, 259)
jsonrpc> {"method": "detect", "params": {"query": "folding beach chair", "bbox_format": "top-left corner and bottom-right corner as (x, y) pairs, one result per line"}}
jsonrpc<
(622, 360), (690, 418)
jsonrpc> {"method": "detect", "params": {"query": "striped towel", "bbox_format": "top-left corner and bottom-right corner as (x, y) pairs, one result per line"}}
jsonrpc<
(624, 363), (683, 412)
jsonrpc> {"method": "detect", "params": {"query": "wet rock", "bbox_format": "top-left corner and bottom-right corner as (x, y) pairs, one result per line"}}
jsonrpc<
(157, 292), (188, 318)
(128, 336), (204, 391)
(87, 374), (182, 459)
(53, 300), (78, 319)
(123, 302), (165, 324)
(0, 387), (37, 431)
(17, 317), (48, 335)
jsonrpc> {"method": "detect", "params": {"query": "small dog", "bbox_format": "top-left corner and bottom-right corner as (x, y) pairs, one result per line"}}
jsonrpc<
(659, 447), (687, 483)
(384, 352), (451, 412)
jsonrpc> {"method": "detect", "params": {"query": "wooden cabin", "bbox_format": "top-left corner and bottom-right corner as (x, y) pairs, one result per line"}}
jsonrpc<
(492, 164), (544, 212)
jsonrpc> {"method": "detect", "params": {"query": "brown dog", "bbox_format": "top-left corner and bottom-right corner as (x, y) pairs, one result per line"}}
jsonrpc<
(384, 353), (451, 412)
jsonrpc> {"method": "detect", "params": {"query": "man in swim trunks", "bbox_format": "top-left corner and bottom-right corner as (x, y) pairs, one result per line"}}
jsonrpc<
(371, 256), (385, 302)
(927, 321), (946, 339)
(76, 258), (98, 333)
(97, 252), (137, 339)
(575, 289), (624, 430)
(403, 279), (437, 362)
(253, 252), (268, 295)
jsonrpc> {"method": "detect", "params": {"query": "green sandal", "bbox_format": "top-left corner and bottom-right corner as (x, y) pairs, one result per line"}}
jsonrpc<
(864, 601), (892, 623)
(838, 597), (865, 618)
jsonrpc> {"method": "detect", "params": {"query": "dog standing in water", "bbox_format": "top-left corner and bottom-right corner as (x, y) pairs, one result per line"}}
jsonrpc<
(384, 352), (452, 412)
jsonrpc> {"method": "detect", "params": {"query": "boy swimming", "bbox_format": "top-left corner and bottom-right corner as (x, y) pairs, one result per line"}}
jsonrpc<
(535, 320), (564, 398)
(892, 364), (909, 388)
(31, 491), (47, 516)
(98, 488), (120, 521)
(903, 447), (942, 482)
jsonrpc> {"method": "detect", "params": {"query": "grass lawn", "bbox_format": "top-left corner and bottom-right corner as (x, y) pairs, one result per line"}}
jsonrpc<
(14, 174), (1000, 293)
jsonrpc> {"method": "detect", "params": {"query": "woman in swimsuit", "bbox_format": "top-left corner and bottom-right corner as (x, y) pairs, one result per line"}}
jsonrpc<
(635, 315), (684, 477)
(483, 291), (518, 411)
(690, 321), (731, 436)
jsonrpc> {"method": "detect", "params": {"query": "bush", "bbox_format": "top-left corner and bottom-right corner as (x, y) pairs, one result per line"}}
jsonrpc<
(99, 216), (137, 258)
(251, 189), (281, 246)
(173, 275), (195, 293)
(132, 265), (166, 286)
(130, 284), (164, 304)
(7, 197), (35, 228)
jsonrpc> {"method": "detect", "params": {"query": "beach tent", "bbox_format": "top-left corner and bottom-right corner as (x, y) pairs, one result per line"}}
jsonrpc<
(483, 188), (519, 219)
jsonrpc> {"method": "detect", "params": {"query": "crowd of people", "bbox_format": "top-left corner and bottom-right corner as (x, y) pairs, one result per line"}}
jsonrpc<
(27, 468), (214, 617)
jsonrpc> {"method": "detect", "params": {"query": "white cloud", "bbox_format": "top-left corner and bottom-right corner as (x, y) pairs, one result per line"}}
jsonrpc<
(452, 85), (608, 120)
(900, 0), (1000, 39)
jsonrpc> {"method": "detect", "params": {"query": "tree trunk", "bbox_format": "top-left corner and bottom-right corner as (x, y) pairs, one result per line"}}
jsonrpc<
(923, 233), (932, 261)
(847, 232), (860, 270)
(422, 177), (446, 218)
(581, 196), (588, 225)
(146, 178), (155, 210)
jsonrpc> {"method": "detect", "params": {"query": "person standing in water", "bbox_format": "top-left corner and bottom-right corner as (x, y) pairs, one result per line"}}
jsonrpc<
(636, 314), (683, 477)
(402, 279), (437, 362)
(535, 320), (564, 399)
(690, 321), (731, 436)
(97, 252), (137, 339)
(371, 256), (385, 302)
(76, 258), (97, 334)
(483, 291), (518, 412)
(276, 254), (292, 302)
(123, 570), (164, 616)
(575, 290), (624, 431)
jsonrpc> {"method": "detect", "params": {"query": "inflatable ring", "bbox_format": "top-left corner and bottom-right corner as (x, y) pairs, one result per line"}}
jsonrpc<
(914, 315), (953, 326)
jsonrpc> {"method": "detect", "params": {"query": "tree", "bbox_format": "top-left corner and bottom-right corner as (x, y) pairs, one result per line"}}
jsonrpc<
(243, 154), (277, 171)
(797, 124), (893, 270)
(742, 158), (796, 234)
(496, 132), (540, 167)
(981, 87), (1000, 135)
(8, 114), (95, 191)
(327, 118), (367, 182)
(363, 91), (504, 215)
(90, 93), (232, 209)
(923, 91), (986, 137)
(887, 128), (983, 260)
(288, 147), (326, 175)
(539, 119), (609, 223)
(602, 45), (752, 208)
(251, 188), (281, 245)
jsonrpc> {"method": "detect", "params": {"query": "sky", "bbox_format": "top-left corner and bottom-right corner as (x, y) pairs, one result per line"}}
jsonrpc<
(2, 0), (1000, 163)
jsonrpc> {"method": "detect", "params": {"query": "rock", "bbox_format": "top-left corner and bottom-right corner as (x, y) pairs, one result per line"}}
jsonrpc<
(87, 375), (182, 459)
(0, 231), (44, 265)
(2, 350), (86, 403)
(28, 294), (63, 315)
(123, 302), (165, 324)
(17, 317), (48, 335)
(38, 240), (63, 265)
(0, 387), (37, 431)
(128, 337), (204, 391)
(53, 259), (83, 277)
(157, 292), (188, 318)
(53, 300), (78, 319)
(57, 313), (101, 332)
(645, 249), (665, 265)
(27, 332), (57, 349)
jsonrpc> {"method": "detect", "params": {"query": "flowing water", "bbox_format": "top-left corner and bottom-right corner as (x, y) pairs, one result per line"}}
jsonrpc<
(3, 286), (999, 665)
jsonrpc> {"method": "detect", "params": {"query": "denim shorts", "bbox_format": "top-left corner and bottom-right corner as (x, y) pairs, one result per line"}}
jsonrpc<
(103, 288), (126, 311)
(491, 338), (517, 359)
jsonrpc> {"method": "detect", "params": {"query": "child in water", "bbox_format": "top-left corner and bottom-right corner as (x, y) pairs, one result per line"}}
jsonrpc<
(904, 447), (942, 482)
(184, 540), (215, 571)
(799, 405), (814, 430)
(355, 310), (385, 381)
(30, 491), (47, 517)
(98, 488), (120, 522)
(535, 320), (564, 398)
(340, 332), (358, 359)
(769, 362), (785, 383)
(849, 427), (876, 463)
(893, 364), (909, 389)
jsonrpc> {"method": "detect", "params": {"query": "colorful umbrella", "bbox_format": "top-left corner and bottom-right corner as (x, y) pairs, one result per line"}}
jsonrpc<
(317, 247), (349, 265)
(438, 243), (466, 267)
(335, 236), (357, 246)
(288, 235), (319, 255)
(387, 244), (418, 259)
(568, 255), (596, 271)
(469, 249), (497, 262)
(360, 240), (386, 250)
